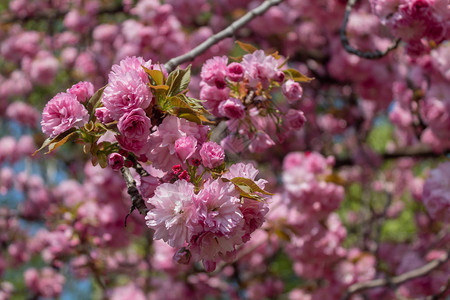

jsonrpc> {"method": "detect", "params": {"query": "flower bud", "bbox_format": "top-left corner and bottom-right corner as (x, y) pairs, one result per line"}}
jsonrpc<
(108, 153), (124, 171)
(174, 136), (197, 162)
(173, 247), (191, 265)
(226, 62), (244, 82)
(218, 98), (245, 119)
(282, 79), (303, 103)
(200, 141), (225, 169)
(285, 109), (306, 129)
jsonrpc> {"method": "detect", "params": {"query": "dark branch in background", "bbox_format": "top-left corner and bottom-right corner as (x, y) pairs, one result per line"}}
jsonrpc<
(0, 4), (125, 24)
(340, 0), (401, 59)
(341, 251), (449, 300)
(164, 0), (284, 73)
(120, 167), (149, 226)
(373, 192), (392, 268)
(334, 145), (450, 168)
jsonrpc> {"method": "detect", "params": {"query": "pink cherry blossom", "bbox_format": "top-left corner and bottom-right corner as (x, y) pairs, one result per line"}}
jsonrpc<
(145, 180), (196, 247)
(193, 179), (242, 235)
(241, 50), (279, 89)
(41, 92), (89, 138)
(226, 62), (244, 82)
(422, 161), (450, 222)
(67, 81), (94, 103)
(218, 98), (245, 119)
(102, 56), (155, 120)
(282, 79), (303, 103)
(199, 141), (225, 169)
(108, 153), (125, 171)
(117, 108), (151, 140)
(174, 136), (198, 162)
(201, 56), (228, 89)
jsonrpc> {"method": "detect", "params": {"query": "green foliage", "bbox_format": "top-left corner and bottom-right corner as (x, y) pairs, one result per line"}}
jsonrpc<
(380, 201), (417, 242)
(367, 119), (393, 153)
(222, 177), (273, 201)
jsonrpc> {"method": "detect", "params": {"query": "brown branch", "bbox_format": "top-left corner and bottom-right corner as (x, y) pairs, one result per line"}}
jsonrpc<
(120, 166), (149, 226)
(164, 0), (284, 73)
(341, 251), (449, 300)
(334, 145), (450, 168)
(128, 155), (150, 177)
(340, 0), (401, 59)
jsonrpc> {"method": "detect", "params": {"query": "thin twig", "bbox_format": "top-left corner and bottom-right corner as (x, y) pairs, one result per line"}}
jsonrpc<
(120, 167), (150, 226)
(373, 192), (393, 266)
(334, 146), (449, 168)
(341, 251), (449, 300)
(340, 0), (401, 59)
(164, 0), (284, 73)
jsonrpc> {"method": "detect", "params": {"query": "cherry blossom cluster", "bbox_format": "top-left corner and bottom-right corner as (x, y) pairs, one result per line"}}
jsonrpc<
(1, 0), (449, 298)
(147, 163), (269, 272)
(199, 49), (307, 153)
(39, 55), (273, 272)
(369, 0), (448, 56)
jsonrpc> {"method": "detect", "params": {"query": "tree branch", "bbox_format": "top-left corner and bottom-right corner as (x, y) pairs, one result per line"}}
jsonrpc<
(341, 251), (449, 300)
(340, 0), (401, 59)
(120, 167), (149, 226)
(334, 146), (450, 168)
(164, 0), (284, 73)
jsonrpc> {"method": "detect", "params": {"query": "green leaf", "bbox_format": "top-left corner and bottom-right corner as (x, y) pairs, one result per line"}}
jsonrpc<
(230, 177), (274, 195)
(87, 85), (107, 121)
(270, 51), (281, 60)
(142, 66), (164, 85)
(166, 65), (191, 97)
(173, 107), (214, 125)
(97, 152), (108, 168)
(46, 130), (79, 154)
(148, 83), (170, 91)
(167, 95), (191, 109)
(236, 41), (258, 53)
(33, 128), (77, 156)
(283, 69), (314, 83)
(179, 94), (206, 111)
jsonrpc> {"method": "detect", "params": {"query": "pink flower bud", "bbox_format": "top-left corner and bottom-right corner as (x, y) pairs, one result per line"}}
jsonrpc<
(273, 70), (285, 83)
(41, 92), (89, 138)
(117, 108), (151, 140)
(285, 109), (306, 129)
(282, 79), (303, 103)
(226, 62), (244, 82)
(108, 153), (124, 171)
(67, 81), (94, 103)
(172, 165), (182, 175)
(139, 175), (159, 198)
(218, 98), (246, 119)
(200, 141), (225, 169)
(124, 160), (133, 168)
(191, 158), (201, 166)
(174, 136), (197, 162)
(202, 260), (217, 272)
(178, 170), (190, 181)
(95, 107), (114, 124)
(173, 247), (191, 264)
